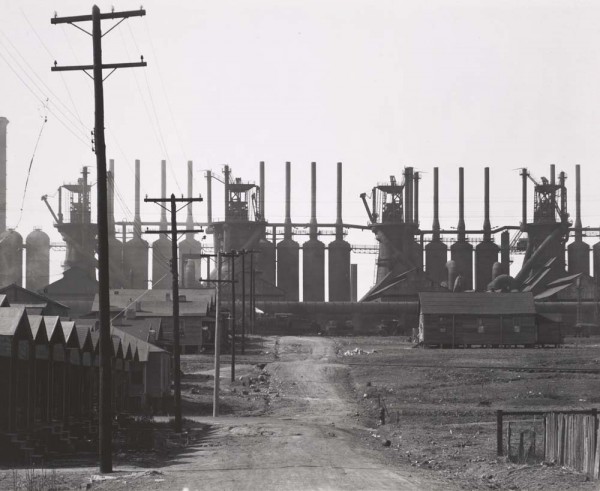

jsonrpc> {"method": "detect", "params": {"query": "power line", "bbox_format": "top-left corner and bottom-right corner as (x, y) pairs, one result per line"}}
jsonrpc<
(15, 114), (48, 229)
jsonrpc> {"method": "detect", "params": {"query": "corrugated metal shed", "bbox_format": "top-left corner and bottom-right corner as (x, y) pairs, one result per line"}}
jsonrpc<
(419, 292), (536, 315)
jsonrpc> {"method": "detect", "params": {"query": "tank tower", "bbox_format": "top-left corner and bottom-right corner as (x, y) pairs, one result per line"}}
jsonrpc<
(276, 162), (300, 300)
(303, 162), (325, 301)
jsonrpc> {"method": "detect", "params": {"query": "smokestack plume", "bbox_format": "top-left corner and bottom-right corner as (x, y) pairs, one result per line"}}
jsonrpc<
(575, 164), (582, 240)
(134, 159), (141, 238)
(483, 167), (491, 240)
(458, 167), (465, 240)
(259, 161), (265, 220)
(186, 161), (194, 238)
(432, 167), (440, 240)
(0, 117), (8, 233)
(336, 162), (343, 240)
(206, 170), (212, 224)
(284, 162), (292, 239)
(160, 160), (167, 228)
(310, 161), (317, 239)
(108, 159), (115, 237)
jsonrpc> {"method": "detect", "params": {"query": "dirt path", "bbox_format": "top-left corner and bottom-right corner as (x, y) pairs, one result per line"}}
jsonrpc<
(89, 336), (449, 490)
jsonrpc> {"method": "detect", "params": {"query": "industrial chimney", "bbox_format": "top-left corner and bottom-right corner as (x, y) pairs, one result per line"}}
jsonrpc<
(0, 117), (8, 233)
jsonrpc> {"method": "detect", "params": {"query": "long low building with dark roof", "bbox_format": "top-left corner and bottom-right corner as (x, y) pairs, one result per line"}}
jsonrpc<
(0, 298), (171, 462)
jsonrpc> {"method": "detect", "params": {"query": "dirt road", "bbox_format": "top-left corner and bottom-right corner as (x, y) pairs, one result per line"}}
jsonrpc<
(89, 336), (448, 490)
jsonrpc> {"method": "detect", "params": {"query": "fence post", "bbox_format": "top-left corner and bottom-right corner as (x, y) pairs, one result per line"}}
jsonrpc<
(497, 410), (503, 456)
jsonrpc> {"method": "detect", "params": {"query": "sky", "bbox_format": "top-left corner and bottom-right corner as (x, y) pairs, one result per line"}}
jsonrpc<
(2, 0), (600, 297)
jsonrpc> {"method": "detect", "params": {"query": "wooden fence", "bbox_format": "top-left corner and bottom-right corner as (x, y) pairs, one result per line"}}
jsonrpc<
(497, 409), (599, 479)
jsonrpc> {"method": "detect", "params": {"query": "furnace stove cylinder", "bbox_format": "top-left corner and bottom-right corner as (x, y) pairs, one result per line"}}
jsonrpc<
(276, 162), (300, 300)
(328, 162), (351, 301)
(108, 160), (125, 288)
(256, 161), (276, 285)
(123, 159), (149, 289)
(179, 160), (202, 287)
(0, 229), (23, 287)
(303, 162), (325, 301)
(450, 167), (473, 290)
(26, 228), (50, 291)
(425, 167), (447, 284)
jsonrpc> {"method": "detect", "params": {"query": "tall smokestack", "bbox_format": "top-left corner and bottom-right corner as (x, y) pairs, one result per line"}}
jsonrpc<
(432, 167), (440, 240)
(310, 161), (317, 239)
(404, 167), (413, 223)
(550, 164), (556, 185)
(336, 162), (343, 240)
(224, 165), (230, 221)
(206, 170), (212, 224)
(134, 159), (141, 238)
(413, 171), (419, 227)
(521, 168), (527, 228)
(186, 161), (194, 238)
(284, 162), (292, 239)
(108, 159), (115, 237)
(0, 117), (8, 233)
(575, 164), (582, 240)
(160, 160), (167, 228)
(458, 167), (465, 241)
(259, 161), (265, 220)
(483, 167), (491, 240)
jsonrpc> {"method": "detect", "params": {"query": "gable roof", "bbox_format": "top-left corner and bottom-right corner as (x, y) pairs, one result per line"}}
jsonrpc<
(75, 325), (94, 352)
(91, 288), (215, 317)
(0, 283), (70, 312)
(111, 317), (162, 344)
(61, 320), (79, 348)
(419, 292), (536, 315)
(28, 315), (48, 343)
(0, 306), (32, 339)
(43, 316), (65, 344)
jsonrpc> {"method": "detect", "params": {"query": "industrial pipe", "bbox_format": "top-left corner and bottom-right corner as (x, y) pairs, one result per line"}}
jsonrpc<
(206, 170), (212, 224)
(186, 161), (194, 238)
(414, 171), (420, 227)
(458, 167), (465, 240)
(404, 167), (413, 224)
(224, 165), (230, 221)
(432, 167), (440, 240)
(160, 160), (167, 228)
(0, 117), (7, 233)
(310, 161), (317, 239)
(284, 162), (292, 239)
(521, 168), (527, 229)
(134, 159), (141, 238)
(514, 226), (564, 284)
(259, 161), (265, 220)
(483, 167), (491, 240)
(336, 161), (343, 240)
(575, 164), (582, 240)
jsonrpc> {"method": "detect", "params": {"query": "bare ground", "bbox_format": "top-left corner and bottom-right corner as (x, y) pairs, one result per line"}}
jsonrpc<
(1, 335), (598, 490)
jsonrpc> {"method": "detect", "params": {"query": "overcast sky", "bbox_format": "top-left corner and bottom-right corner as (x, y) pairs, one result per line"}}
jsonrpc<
(2, 0), (600, 296)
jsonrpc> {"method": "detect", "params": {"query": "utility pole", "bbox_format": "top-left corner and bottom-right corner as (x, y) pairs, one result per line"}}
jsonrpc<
(51, 5), (146, 474)
(241, 250), (246, 355)
(213, 251), (222, 417)
(145, 194), (203, 433)
(230, 252), (236, 382)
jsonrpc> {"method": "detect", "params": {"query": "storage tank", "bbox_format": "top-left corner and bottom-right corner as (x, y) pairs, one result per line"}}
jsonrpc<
(25, 228), (50, 291)
(328, 162), (351, 301)
(0, 229), (23, 286)
(303, 162), (325, 301)
(567, 165), (590, 275)
(425, 167), (447, 284)
(475, 167), (499, 291)
(123, 159), (148, 288)
(152, 160), (172, 288)
(277, 163), (300, 299)
(450, 167), (473, 290)
(179, 161), (202, 286)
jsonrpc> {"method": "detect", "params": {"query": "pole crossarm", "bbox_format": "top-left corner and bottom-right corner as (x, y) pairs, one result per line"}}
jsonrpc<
(52, 62), (147, 72)
(144, 229), (202, 235)
(145, 197), (204, 203)
(51, 9), (146, 24)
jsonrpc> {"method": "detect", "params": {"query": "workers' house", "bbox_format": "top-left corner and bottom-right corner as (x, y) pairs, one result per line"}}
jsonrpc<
(0, 284), (70, 317)
(90, 288), (215, 354)
(418, 292), (540, 347)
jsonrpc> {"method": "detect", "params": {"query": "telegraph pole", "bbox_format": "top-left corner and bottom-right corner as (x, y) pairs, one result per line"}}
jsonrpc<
(213, 251), (222, 417)
(51, 5), (146, 474)
(230, 252), (236, 382)
(145, 194), (203, 433)
(241, 250), (246, 354)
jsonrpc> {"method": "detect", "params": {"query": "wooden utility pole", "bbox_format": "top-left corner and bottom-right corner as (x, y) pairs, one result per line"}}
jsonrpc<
(241, 250), (246, 354)
(51, 6), (146, 474)
(213, 251), (222, 417)
(230, 252), (236, 382)
(145, 194), (203, 433)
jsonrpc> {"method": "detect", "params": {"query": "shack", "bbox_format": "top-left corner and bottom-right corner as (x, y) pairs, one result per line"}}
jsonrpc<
(418, 292), (539, 347)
